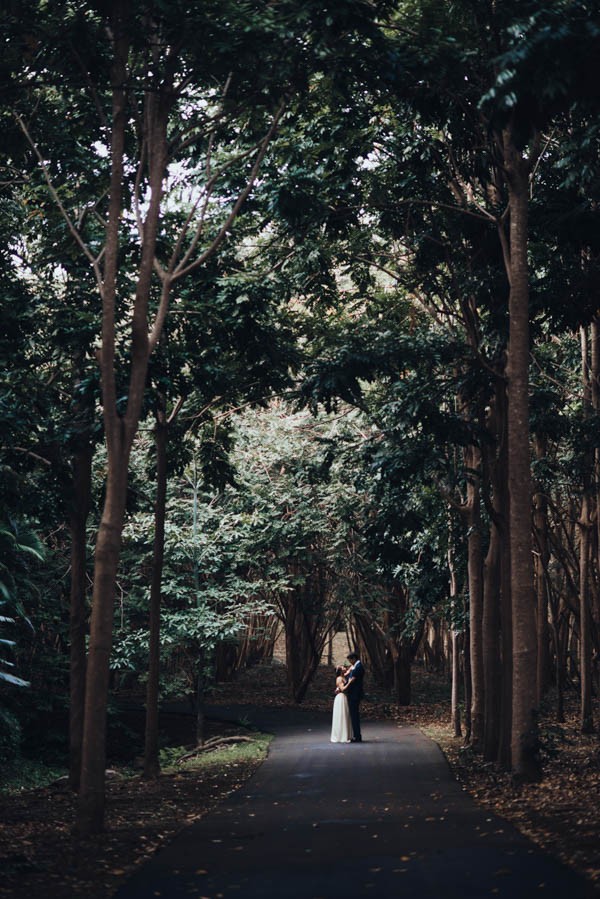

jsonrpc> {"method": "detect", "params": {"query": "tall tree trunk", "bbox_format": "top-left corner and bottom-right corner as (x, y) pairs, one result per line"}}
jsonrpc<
(282, 565), (332, 703)
(533, 434), (550, 705)
(447, 520), (462, 738)
(451, 631), (462, 738)
(578, 495), (594, 733)
(578, 327), (594, 734)
(481, 378), (508, 764)
(462, 591), (472, 744)
(144, 400), (168, 778)
(591, 318), (600, 625)
(497, 473), (513, 769)
(75, 2), (176, 829)
(76, 16), (130, 831)
(196, 646), (207, 747)
(482, 519), (501, 761)
(549, 597), (565, 723)
(465, 444), (485, 750)
(77, 458), (129, 832)
(484, 373), (513, 769)
(68, 434), (93, 791)
(392, 643), (412, 705)
(504, 126), (540, 781)
(353, 612), (393, 690)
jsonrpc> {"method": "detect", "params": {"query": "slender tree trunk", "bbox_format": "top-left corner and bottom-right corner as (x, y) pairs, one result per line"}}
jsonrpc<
(591, 318), (600, 624)
(497, 481), (513, 769)
(393, 644), (412, 705)
(481, 379), (508, 764)
(466, 445), (485, 750)
(68, 436), (93, 791)
(482, 519), (501, 761)
(196, 646), (206, 746)
(75, 3), (177, 830)
(282, 567), (331, 703)
(579, 327), (594, 734)
(144, 401), (168, 778)
(484, 374), (513, 769)
(67, 1), (277, 831)
(77, 457), (129, 832)
(451, 631), (462, 738)
(589, 320), (600, 699)
(533, 435), (550, 705)
(504, 127), (540, 781)
(448, 522), (462, 738)
(578, 495), (594, 733)
(76, 15), (131, 830)
(462, 592), (472, 743)
(550, 604), (565, 723)
(353, 612), (393, 689)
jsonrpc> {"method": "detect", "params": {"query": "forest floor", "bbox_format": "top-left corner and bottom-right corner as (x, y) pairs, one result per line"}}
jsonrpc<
(1, 662), (599, 897)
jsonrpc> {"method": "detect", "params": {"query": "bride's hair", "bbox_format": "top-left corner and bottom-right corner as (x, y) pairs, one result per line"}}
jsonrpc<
(335, 666), (344, 677)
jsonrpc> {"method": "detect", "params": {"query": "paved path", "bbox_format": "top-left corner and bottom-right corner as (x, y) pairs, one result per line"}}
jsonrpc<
(116, 706), (596, 899)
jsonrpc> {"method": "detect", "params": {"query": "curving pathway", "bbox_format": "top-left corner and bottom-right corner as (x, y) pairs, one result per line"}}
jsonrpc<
(116, 706), (597, 899)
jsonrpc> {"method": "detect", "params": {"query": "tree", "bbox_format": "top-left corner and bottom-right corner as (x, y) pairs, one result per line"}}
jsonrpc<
(7, 0), (359, 831)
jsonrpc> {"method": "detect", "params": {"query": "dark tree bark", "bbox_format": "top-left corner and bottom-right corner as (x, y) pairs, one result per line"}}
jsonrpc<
(196, 646), (207, 746)
(503, 123), (540, 781)
(447, 527), (462, 738)
(497, 403), (513, 770)
(533, 434), (551, 705)
(143, 399), (168, 778)
(68, 431), (93, 791)
(392, 642), (412, 705)
(462, 593), (472, 744)
(591, 318), (600, 628)
(281, 563), (333, 703)
(482, 518), (501, 761)
(549, 596), (565, 723)
(451, 630), (463, 738)
(479, 375), (511, 765)
(578, 327), (594, 734)
(230, 614), (279, 673)
(465, 444), (485, 750)
(353, 612), (393, 690)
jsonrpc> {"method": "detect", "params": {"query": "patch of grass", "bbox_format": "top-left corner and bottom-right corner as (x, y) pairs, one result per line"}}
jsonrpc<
(160, 731), (273, 772)
(1, 758), (67, 794)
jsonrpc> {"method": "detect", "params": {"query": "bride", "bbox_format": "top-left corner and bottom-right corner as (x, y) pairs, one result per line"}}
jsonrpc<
(330, 666), (351, 743)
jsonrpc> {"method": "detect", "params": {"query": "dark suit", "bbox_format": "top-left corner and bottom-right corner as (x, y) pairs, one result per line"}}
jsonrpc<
(345, 660), (364, 741)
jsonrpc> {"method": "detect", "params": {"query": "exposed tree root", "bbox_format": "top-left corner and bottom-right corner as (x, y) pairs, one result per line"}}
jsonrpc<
(177, 735), (255, 762)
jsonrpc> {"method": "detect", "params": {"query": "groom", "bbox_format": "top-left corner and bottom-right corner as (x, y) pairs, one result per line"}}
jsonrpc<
(344, 651), (364, 742)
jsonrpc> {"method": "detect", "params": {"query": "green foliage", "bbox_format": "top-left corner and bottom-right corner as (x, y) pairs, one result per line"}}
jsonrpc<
(0, 758), (67, 794)
(0, 519), (45, 689)
(481, 1), (600, 142)
(0, 706), (22, 771)
(112, 403), (369, 695)
(1, 0), (600, 768)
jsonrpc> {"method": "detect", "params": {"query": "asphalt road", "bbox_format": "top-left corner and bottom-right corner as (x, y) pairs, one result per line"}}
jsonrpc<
(116, 705), (596, 899)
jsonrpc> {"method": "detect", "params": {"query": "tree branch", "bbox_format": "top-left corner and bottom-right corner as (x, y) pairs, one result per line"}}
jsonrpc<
(14, 113), (103, 291)
(173, 100), (286, 281)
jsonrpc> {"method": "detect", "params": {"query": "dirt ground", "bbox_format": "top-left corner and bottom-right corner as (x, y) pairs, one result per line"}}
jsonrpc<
(0, 717), (265, 899)
(1, 663), (599, 897)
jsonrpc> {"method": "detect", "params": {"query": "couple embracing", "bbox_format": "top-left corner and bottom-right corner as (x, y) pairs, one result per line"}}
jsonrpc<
(330, 651), (364, 743)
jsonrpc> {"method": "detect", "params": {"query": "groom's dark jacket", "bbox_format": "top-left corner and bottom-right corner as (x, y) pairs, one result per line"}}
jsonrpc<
(345, 660), (364, 700)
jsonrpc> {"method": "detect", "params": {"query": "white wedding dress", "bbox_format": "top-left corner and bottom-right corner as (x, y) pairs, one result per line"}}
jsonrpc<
(330, 691), (351, 743)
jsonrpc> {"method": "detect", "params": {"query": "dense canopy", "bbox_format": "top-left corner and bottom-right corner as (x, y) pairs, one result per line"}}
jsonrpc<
(1, 0), (600, 846)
